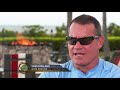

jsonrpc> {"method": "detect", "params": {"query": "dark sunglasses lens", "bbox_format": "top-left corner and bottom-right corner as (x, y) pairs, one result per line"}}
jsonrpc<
(80, 37), (94, 45)
(66, 36), (96, 45)
(66, 36), (77, 45)
(69, 38), (77, 45)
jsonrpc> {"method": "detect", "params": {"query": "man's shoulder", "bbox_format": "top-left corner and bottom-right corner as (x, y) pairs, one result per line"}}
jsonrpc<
(102, 59), (120, 69)
(101, 58), (120, 70)
(38, 60), (72, 78)
(100, 58), (120, 77)
(60, 60), (73, 69)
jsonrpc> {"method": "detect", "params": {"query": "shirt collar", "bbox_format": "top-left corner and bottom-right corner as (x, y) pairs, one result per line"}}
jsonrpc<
(69, 58), (104, 77)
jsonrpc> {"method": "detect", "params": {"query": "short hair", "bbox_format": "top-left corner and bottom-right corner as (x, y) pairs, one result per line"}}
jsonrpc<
(68, 14), (102, 36)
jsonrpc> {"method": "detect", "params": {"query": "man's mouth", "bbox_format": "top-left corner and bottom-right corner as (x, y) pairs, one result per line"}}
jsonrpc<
(74, 53), (85, 56)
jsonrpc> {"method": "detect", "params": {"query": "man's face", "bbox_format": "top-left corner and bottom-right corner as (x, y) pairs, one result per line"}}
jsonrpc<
(68, 22), (104, 67)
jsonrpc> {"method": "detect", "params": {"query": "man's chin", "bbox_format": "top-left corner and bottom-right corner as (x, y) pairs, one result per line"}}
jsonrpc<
(73, 60), (87, 66)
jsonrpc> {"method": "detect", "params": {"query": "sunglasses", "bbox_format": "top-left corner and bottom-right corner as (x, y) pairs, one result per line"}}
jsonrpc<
(66, 36), (100, 45)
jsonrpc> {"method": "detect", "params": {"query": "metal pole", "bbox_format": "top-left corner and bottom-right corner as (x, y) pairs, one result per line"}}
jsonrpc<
(103, 12), (110, 61)
(67, 12), (72, 35)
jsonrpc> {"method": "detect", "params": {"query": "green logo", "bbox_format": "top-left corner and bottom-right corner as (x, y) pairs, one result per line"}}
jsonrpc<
(18, 62), (31, 74)
(21, 64), (29, 72)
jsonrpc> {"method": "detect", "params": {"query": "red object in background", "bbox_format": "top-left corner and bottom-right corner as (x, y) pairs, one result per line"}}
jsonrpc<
(11, 60), (18, 78)
(11, 54), (18, 59)
(0, 52), (2, 61)
(114, 56), (120, 65)
(0, 55), (2, 61)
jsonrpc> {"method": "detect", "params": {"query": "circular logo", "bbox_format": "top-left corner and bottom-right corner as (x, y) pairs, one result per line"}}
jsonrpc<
(18, 62), (31, 74)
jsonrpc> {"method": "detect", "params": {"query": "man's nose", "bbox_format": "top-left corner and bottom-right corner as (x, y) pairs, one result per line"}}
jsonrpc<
(74, 41), (83, 49)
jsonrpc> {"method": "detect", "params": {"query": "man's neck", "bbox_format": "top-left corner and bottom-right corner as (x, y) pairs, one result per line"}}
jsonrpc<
(73, 59), (99, 74)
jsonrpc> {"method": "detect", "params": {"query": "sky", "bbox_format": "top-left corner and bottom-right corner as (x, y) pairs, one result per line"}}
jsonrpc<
(0, 12), (120, 27)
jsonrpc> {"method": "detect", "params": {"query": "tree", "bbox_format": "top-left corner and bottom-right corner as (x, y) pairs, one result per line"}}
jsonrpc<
(0, 28), (16, 37)
(107, 23), (116, 35)
(107, 23), (120, 36)
(55, 23), (67, 37)
(22, 25), (48, 37)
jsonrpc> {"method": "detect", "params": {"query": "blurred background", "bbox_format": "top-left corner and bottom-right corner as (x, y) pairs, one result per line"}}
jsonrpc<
(0, 12), (120, 78)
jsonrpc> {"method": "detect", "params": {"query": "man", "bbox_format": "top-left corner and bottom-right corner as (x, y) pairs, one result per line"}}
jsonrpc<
(38, 14), (120, 78)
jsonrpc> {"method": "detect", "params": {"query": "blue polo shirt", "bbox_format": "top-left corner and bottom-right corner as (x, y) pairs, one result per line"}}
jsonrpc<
(38, 58), (120, 78)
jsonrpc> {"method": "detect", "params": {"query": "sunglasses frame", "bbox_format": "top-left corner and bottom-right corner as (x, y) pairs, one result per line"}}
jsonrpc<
(66, 36), (100, 45)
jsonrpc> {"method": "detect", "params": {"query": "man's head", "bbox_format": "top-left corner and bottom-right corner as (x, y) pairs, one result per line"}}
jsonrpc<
(68, 14), (102, 36)
(66, 14), (104, 69)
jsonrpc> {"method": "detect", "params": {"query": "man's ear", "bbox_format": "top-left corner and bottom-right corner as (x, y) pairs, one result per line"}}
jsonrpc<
(98, 36), (104, 49)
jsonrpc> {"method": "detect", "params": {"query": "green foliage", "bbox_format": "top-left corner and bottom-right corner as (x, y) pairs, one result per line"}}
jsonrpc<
(1, 36), (120, 52)
(22, 25), (48, 37)
(113, 28), (120, 36)
(107, 23), (120, 36)
(0, 28), (16, 37)
(0, 37), (66, 51)
(0, 37), (16, 44)
(51, 38), (66, 50)
(55, 23), (67, 37)
(34, 37), (66, 50)
(108, 36), (120, 51)
(2, 22), (120, 52)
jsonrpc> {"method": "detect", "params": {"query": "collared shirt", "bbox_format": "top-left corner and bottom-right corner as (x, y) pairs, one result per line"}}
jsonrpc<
(38, 58), (120, 78)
